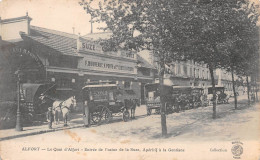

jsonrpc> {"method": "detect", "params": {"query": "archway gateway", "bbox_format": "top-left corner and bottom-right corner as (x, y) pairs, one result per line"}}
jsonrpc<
(0, 42), (46, 101)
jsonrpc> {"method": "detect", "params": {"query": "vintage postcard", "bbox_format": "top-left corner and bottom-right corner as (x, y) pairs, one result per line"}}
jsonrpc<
(0, 0), (259, 159)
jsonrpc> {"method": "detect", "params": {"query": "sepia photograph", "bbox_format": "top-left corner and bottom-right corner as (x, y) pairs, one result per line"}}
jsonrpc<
(0, 0), (259, 159)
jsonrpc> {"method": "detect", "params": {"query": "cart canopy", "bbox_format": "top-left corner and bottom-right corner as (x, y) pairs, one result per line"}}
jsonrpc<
(82, 84), (118, 90)
(208, 87), (225, 94)
(21, 83), (56, 102)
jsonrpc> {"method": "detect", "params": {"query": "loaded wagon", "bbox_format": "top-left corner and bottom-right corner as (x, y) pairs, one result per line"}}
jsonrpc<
(208, 86), (229, 104)
(145, 84), (205, 115)
(82, 81), (139, 125)
(144, 83), (175, 115)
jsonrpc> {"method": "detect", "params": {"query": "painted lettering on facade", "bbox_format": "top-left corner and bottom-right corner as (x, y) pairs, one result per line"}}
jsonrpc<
(85, 60), (134, 72)
(78, 39), (136, 59)
(9, 47), (44, 69)
(82, 42), (101, 52)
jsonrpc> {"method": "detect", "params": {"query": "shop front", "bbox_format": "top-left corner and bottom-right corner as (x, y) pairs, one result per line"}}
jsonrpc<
(1, 14), (155, 106)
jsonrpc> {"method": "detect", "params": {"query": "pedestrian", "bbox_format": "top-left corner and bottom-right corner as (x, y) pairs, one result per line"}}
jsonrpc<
(46, 107), (54, 129)
(83, 90), (90, 127)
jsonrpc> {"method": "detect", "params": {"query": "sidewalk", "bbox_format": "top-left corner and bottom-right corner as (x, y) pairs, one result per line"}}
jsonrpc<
(0, 112), (84, 141)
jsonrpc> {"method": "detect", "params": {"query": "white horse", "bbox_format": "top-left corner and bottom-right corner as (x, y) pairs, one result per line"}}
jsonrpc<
(52, 96), (76, 126)
(39, 95), (76, 126)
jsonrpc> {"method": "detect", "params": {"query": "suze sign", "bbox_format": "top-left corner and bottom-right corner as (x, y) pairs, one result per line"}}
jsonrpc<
(81, 41), (104, 53)
(79, 39), (135, 59)
(82, 43), (96, 51)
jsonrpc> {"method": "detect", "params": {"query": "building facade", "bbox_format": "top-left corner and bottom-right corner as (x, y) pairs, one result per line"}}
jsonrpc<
(0, 14), (155, 104)
(0, 13), (247, 105)
(146, 51), (242, 94)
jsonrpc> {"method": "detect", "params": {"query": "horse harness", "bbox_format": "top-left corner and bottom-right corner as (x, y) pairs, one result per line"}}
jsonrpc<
(41, 94), (70, 111)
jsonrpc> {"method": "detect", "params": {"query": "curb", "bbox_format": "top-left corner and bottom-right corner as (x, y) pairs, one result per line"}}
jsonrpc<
(0, 124), (83, 141)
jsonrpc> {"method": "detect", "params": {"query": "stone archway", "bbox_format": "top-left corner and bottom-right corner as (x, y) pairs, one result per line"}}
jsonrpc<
(0, 42), (45, 101)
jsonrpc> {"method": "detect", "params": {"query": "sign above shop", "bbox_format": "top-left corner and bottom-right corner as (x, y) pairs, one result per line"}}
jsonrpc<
(77, 38), (136, 60)
(78, 55), (137, 75)
(81, 40), (104, 53)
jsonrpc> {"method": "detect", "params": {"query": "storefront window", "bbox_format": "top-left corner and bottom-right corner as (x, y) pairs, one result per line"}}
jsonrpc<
(183, 65), (187, 76)
(57, 78), (72, 88)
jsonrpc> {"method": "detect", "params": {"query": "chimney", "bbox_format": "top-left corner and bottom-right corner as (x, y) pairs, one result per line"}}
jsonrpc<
(72, 27), (75, 34)
(26, 12), (32, 35)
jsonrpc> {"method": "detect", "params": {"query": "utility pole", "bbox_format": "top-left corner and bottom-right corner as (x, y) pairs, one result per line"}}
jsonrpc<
(90, 15), (93, 34)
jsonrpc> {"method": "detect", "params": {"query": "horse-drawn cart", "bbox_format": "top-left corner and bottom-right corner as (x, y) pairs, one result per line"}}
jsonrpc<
(82, 82), (139, 125)
(144, 83), (175, 115)
(208, 87), (229, 104)
(145, 84), (205, 115)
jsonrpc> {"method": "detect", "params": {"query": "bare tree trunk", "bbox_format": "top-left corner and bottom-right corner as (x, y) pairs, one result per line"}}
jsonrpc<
(246, 76), (250, 106)
(254, 77), (258, 102)
(209, 65), (217, 119)
(231, 68), (237, 109)
(159, 63), (167, 137)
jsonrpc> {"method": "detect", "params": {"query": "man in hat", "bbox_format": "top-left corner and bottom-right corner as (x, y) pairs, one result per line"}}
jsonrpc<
(83, 90), (91, 127)
(46, 107), (54, 129)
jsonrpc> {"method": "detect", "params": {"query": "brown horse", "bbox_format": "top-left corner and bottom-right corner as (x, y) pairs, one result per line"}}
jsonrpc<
(124, 99), (140, 119)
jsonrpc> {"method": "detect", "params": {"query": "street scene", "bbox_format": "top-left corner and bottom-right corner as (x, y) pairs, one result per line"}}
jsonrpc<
(0, 95), (259, 143)
(0, 0), (260, 159)
(0, 95), (259, 160)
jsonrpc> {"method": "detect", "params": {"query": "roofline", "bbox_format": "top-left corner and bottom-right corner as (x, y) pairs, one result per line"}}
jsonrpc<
(30, 25), (78, 39)
(83, 31), (112, 37)
(20, 32), (83, 58)
(0, 15), (32, 24)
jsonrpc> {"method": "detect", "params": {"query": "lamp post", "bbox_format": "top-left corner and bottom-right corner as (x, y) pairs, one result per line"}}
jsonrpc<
(15, 69), (23, 131)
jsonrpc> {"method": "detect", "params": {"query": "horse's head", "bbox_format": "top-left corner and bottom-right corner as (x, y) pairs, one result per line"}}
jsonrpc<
(71, 96), (76, 107)
(64, 96), (76, 109)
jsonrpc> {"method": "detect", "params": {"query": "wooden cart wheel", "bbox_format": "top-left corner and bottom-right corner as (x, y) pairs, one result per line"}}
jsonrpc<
(147, 108), (151, 116)
(90, 111), (101, 125)
(155, 108), (160, 114)
(100, 106), (112, 124)
(122, 110), (130, 122)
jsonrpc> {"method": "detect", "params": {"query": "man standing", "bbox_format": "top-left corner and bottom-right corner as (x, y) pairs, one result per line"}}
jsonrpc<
(83, 90), (90, 127)
(46, 107), (54, 129)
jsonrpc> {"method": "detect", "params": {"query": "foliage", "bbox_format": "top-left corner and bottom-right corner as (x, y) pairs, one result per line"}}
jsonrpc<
(79, 0), (259, 127)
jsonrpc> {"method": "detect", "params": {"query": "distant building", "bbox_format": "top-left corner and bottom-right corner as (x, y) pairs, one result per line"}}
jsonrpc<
(145, 50), (242, 94)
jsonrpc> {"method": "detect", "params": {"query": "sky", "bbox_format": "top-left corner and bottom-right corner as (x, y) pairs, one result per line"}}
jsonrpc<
(0, 0), (102, 35)
(0, 0), (259, 36)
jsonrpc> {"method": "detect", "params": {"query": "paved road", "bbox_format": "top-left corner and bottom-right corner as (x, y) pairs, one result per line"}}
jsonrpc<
(1, 96), (259, 160)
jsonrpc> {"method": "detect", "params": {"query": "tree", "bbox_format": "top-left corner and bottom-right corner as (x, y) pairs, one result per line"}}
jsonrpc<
(79, 0), (259, 135)
(180, 0), (248, 118)
(216, 0), (259, 109)
(79, 0), (195, 137)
